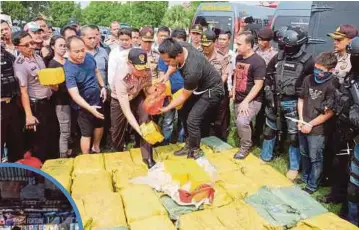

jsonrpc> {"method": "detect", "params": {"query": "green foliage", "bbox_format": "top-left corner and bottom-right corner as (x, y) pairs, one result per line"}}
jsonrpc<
(47, 1), (81, 27)
(161, 5), (191, 29)
(1, 1), (28, 21)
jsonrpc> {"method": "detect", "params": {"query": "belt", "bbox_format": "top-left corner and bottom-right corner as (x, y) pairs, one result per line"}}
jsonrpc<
(30, 97), (51, 104)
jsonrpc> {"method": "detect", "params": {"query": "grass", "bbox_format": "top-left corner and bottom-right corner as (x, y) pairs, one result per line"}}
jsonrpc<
(227, 105), (342, 215)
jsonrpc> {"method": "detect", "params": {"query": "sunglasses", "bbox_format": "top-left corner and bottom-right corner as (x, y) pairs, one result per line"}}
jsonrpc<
(18, 41), (35, 48)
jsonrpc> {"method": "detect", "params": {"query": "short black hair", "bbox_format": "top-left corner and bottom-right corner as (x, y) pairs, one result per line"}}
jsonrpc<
(1, 20), (9, 26)
(87, 24), (99, 32)
(61, 25), (77, 36)
(66, 35), (85, 49)
(315, 52), (338, 70)
(171, 28), (187, 41)
(12, 31), (31, 46)
(158, 38), (183, 58)
(158, 26), (170, 35)
(238, 31), (255, 48)
(131, 28), (140, 33)
(219, 30), (232, 39)
(118, 28), (132, 38)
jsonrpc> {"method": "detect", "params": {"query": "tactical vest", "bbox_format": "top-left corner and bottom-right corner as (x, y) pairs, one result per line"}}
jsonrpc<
(1, 47), (20, 98)
(275, 51), (312, 96)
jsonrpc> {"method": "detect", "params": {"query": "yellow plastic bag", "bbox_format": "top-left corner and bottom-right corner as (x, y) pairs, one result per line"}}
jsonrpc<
(206, 149), (240, 173)
(73, 154), (105, 177)
(38, 67), (65, 85)
(179, 209), (225, 230)
(140, 121), (164, 145)
(113, 164), (148, 191)
(130, 148), (159, 167)
(82, 192), (127, 229)
(120, 185), (167, 224)
(42, 158), (74, 176)
(203, 182), (233, 209)
(293, 212), (359, 230)
(213, 200), (282, 230)
(130, 215), (176, 230)
(48, 174), (72, 193)
(104, 151), (134, 174)
(154, 144), (183, 161)
(73, 198), (92, 230)
(172, 89), (184, 110)
(71, 171), (113, 199)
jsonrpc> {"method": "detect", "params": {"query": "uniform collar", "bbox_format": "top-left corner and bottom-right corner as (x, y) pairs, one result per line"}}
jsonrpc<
(208, 49), (218, 62)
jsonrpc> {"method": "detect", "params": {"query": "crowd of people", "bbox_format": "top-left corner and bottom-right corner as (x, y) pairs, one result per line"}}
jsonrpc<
(2, 16), (359, 225)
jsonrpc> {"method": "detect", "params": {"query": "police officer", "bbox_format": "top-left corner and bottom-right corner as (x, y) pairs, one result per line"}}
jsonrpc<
(1, 44), (25, 162)
(260, 26), (314, 181)
(334, 37), (359, 225)
(201, 30), (230, 141)
(140, 26), (160, 81)
(190, 24), (203, 52)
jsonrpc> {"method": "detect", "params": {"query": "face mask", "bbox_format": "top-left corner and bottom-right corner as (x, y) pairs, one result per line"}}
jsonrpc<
(314, 67), (332, 83)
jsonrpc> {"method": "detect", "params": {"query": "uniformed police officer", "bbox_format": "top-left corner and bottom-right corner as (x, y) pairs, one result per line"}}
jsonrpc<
(260, 26), (314, 181)
(140, 26), (160, 80)
(13, 31), (59, 161)
(190, 24), (203, 52)
(201, 30), (230, 141)
(1, 44), (25, 162)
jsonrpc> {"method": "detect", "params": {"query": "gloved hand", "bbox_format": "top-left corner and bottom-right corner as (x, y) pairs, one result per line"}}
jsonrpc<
(349, 104), (359, 128)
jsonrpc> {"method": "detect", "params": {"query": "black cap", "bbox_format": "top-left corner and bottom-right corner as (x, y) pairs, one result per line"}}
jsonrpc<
(201, 30), (217, 47)
(128, 48), (149, 70)
(191, 24), (203, 34)
(68, 18), (79, 26)
(258, 28), (274, 41)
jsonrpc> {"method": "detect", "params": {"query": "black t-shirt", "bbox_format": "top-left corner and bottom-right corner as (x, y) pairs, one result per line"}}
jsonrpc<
(234, 53), (266, 103)
(179, 42), (223, 92)
(48, 59), (70, 105)
(299, 74), (338, 135)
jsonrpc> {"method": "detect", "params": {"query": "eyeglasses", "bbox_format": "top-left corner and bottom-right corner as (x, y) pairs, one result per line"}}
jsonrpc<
(18, 41), (35, 48)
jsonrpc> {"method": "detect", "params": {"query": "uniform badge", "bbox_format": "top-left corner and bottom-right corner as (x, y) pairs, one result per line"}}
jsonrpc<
(146, 32), (151, 37)
(196, 25), (199, 30)
(139, 54), (145, 63)
(340, 62), (348, 70)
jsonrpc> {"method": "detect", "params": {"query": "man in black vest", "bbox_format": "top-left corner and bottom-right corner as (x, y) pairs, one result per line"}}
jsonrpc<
(260, 26), (314, 181)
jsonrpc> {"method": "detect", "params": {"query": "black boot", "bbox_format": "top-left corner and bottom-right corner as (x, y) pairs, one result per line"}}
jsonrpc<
(188, 148), (204, 159)
(174, 144), (190, 156)
(143, 158), (156, 169)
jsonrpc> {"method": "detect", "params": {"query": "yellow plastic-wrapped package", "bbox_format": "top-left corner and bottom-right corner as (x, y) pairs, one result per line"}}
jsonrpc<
(203, 182), (233, 209)
(82, 192), (127, 229)
(130, 148), (159, 166)
(72, 154), (105, 177)
(71, 171), (113, 199)
(140, 121), (164, 145)
(42, 158), (74, 176)
(213, 200), (282, 230)
(38, 67), (65, 85)
(73, 198), (92, 230)
(172, 89), (184, 110)
(179, 209), (225, 230)
(120, 184), (167, 224)
(155, 144), (183, 161)
(206, 151), (240, 173)
(113, 165), (148, 191)
(292, 212), (359, 230)
(48, 174), (72, 193)
(130, 215), (176, 230)
(104, 151), (134, 174)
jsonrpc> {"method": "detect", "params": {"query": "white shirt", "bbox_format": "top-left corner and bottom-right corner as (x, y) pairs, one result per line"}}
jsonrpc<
(227, 49), (236, 91)
(108, 47), (131, 88)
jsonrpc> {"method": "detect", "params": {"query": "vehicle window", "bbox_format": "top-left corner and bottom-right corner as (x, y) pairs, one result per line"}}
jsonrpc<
(272, 16), (310, 32)
(194, 15), (233, 33)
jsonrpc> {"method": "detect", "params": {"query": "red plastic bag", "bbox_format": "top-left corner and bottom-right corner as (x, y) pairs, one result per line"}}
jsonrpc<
(143, 83), (167, 115)
(16, 151), (42, 169)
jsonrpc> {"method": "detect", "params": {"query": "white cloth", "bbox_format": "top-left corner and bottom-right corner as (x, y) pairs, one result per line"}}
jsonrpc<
(108, 47), (131, 88)
(227, 49), (236, 91)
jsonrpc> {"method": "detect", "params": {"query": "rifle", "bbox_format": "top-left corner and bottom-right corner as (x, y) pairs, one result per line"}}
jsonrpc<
(273, 57), (285, 142)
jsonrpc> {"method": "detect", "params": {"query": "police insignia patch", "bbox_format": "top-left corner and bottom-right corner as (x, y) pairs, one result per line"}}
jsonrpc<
(139, 54), (145, 63)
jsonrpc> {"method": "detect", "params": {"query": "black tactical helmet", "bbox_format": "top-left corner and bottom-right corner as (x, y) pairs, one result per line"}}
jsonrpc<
(281, 26), (308, 56)
(347, 37), (359, 56)
(274, 26), (288, 50)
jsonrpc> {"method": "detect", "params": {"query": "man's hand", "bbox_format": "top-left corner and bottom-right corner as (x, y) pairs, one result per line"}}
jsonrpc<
(238, 101), (250, 117)
(160, 106), (170, 114)
(297, 123), (303, 131)
(26, 115), (39, 131)
(158, 74), (169, 83)
(300, 124), (312, 134)
(100, 87), (107, 103)
(89, 105), (104, 119)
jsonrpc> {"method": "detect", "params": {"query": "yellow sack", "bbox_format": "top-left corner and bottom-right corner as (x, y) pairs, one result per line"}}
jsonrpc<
(213, 200), (282, 230)
(73, 198), (92, 230)
(217, 170), (261, 200)
(71, 171), (113, 199)
(120, 185), (167, 224)
(38, 67), (65, 85)
(140, 121), (164, 145)
(42, 158), (74, 176)
(82, 192), (127, 229)
(179, 209), (225, 230)
(130, 147), (159, 166)
(203, 182), (233, 209)
(206, 149), (240, 173)
(154, 144), (184, 161)
(48, 174), (72, 193)
(130, 215), (176, 230)
(113, 164), (148, 191)
(293, 212), (359, 230)
(172, 89), (184, 110)
(73, 154), (105, 177)
(104, 151), (134, 174)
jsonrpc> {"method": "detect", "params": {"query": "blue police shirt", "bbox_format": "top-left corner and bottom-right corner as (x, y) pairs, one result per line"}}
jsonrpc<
(65, 53), (101, 110)
(158, 58), (184, 94)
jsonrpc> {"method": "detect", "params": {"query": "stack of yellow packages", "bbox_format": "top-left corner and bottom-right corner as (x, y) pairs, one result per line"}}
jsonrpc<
(179, 209), (225, 230)
(82, 192), (128, 229)
(73, 198), (92, 230)
(206, 148), (240, 173)
(42, 158), (74, 192)
(154, 144), (184, 161)
(120, 184), (168, 224)
(140, 121), (164, 145)
(72, 154), (106, 176)
(130, 215), (176, 230)
(104, 151), (134, 175)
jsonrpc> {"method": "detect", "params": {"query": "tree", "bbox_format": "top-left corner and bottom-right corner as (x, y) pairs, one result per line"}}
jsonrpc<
(47, 1), (80, 27)
(1, 1), (28, 21)
(20, 1), (50, 21)
(161, 5), (191, 29)
(81, 2), (121, 26)
(129, 1), (168, 28)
